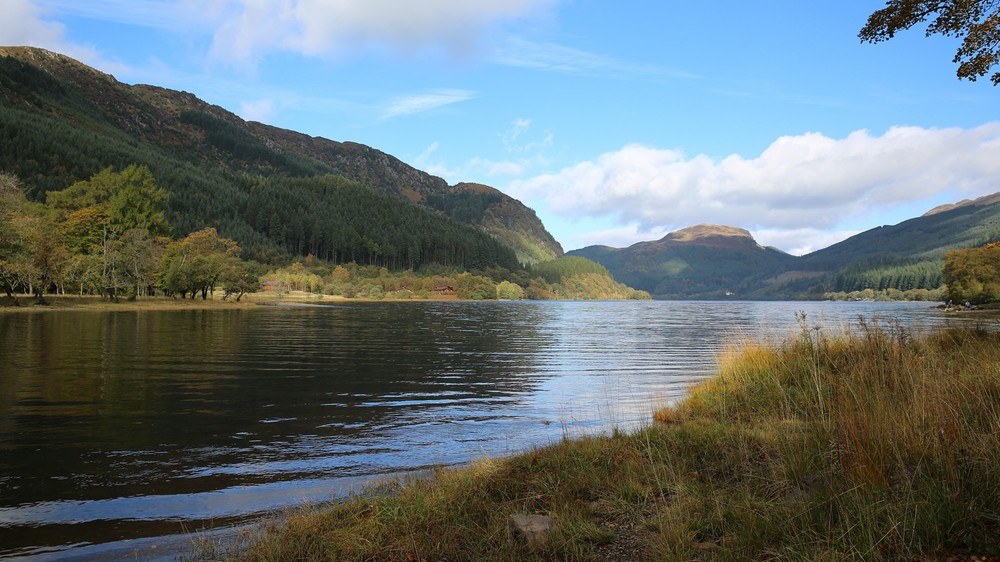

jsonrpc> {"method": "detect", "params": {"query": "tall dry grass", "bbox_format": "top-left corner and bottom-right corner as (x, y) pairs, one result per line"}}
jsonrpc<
(656, 319), (1000, 558)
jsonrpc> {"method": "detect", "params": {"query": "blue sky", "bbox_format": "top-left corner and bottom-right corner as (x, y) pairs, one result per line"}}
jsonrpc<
(4, 0), (1000, 254)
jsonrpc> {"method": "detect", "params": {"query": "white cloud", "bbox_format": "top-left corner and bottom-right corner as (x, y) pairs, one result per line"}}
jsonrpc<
(239, 98), (275, 122)
(412, 120), (554, 185)
(494, 37), (696, 80)
(35, 0), (190, 31)
(412, 142), (441, 167)
(510, 123), (1000, 251)
(0, 0), (130, 74)
(417, 154), (527, 185)
(0, 0), (129, 74)
(750, 228), (862, 257)
(203, 0), (556, 62)
(564, 224), (671, 251)
(502, 117), (532, 147)
(2, 0), (64, 46)
(380, 89), (475, 120)
(500, 117), (553, 154)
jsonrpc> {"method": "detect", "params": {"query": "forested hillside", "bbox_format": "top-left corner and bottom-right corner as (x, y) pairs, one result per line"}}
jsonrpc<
(0, 47), (559, 267)
(762, 196), (1000, 298)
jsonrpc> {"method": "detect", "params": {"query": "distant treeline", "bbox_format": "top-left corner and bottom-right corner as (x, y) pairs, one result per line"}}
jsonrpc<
(830, 260), (944, 293)
(260, 257), (651, 301)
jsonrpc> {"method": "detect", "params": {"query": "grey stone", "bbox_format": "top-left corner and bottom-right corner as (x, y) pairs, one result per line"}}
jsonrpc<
(508, 514), (555, 549)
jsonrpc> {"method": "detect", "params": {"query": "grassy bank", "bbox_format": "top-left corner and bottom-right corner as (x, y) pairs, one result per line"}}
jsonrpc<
(215, 320), (1000, 561)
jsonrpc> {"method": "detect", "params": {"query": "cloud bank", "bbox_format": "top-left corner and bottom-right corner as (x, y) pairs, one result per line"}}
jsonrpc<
(510, 124), (1000, 251)
(205, 0), (556, 62)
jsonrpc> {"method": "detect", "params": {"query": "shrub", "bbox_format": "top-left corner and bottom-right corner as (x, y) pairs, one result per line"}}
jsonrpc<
(454, 273), (496, 300)
(495, 280), (525, 300)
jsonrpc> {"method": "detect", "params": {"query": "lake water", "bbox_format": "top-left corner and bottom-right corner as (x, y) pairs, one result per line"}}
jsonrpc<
(0, 300), (961, 559)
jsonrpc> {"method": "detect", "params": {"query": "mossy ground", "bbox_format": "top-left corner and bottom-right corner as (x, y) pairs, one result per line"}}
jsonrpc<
(208, 320), (1000, 561)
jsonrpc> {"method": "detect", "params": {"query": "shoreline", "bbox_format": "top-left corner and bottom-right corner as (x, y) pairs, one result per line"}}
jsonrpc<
(1, 293), (976, 315)
(0, 291), (463, 313)
(218, 323), (1000, 561)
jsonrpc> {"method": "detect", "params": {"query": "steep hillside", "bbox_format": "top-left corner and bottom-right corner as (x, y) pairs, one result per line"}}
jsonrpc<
(428, 183), (563, 264)
(570, 225), (794, 299)
(804, 196), (1000, 270)
(764, 193), (1000, 297)
(528, 256), (651, 300)
(0, 46), (561, 265)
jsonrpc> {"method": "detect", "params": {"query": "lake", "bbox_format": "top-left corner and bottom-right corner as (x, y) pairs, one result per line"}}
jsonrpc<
(0, 300), (959, 559)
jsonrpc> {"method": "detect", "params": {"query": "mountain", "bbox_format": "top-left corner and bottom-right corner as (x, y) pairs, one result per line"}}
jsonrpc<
(0, 46), (562, 265)
(569, 225), (795, 299)
(767, 192), (1000, 297)
(922, 192), (1000, 217)
(241, 125), (562, 263)
(571, 196), (1000, 299)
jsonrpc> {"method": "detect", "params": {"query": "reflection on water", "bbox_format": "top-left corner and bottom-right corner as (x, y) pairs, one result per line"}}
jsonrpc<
(0, 300), (955, 557)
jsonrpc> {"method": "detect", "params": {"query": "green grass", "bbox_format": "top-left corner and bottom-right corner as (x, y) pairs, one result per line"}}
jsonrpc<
(224, 321), (1000, 561)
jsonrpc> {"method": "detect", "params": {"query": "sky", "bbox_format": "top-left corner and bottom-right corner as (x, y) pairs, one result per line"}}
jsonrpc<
(3, 0), (1000, 255)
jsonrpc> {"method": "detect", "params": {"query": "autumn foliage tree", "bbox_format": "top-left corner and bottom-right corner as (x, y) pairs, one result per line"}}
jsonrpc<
(0, 173), (30, 300)
(46, 166), (171, 300)
(943, 242), (1000, 304)
(220, 260), (263, 302)
(160, 227), (241, 299)
(860, 0), (1000, 84)
(47, 165), (171, 237)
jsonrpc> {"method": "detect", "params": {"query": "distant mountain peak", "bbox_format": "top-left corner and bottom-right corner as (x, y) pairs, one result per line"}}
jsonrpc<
(0, 46), (114, 81)
(923, 191), (1000, 216)
(568, 222), (792, 298)
(664, 224), (754, 242)
(652, 224), (763, 251)
(1, 46), (71, 63)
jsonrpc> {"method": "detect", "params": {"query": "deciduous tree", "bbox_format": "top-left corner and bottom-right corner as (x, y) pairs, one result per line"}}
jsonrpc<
(943, 242), (1000, 303)
(24, 212), (69, 304)
(860, 0), (1000, 84)
(496, 280), (525, 300)
(48, 165), (171, 236)
(221, 260), (262, 302)
(0, 173), (29, 300)
(160, 227), (240, 299)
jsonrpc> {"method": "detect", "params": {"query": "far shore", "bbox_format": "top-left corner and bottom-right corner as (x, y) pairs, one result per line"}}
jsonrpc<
(4, 292), (996, 314)
(0, 291), (463, 313)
